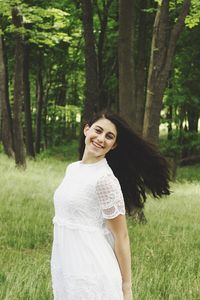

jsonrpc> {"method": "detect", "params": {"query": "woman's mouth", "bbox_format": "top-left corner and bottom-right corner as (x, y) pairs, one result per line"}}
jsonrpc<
(92, 141), (104, 149)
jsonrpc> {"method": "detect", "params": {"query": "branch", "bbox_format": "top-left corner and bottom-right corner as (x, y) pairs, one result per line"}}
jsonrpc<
(168, 0), (191, 52)
(164, 0), (191, 75)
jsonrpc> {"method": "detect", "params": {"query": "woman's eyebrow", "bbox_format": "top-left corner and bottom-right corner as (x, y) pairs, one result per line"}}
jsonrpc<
(95, 125), (116, 137)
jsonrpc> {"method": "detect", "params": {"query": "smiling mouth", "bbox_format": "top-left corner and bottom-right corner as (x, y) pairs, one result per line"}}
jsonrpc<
(92, 141), (104, 149)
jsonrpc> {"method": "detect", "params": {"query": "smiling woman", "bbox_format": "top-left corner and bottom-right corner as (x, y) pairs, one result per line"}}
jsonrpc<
(82, 119), (118, 163)
(51, 111), (170, 300)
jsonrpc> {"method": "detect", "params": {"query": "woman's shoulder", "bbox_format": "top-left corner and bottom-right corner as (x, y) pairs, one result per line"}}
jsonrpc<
(97, 171), (120, 187)
(65, 160), (80, 173)
(96, 162), (120, 188)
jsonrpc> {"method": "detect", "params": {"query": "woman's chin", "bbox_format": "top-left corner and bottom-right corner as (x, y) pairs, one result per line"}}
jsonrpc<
(90, 145), (103, 153)
(88, 148), (105, 158)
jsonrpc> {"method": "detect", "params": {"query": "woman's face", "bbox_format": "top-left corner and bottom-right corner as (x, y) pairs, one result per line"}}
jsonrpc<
(84, 118), (117, 158)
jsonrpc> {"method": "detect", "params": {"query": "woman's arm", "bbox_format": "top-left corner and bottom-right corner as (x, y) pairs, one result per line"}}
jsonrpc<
(106, 214), (132, 299)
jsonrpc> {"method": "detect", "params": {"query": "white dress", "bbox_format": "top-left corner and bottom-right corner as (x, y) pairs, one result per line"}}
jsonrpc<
(51, 158), (126, 300)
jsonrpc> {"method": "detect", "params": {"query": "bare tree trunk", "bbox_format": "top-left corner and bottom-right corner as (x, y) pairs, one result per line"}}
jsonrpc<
(135, 0), (153, 134)
(94, 0), (113, 110)
(187, 102), (199, 132)
(167, 104), (173, 140)
(23, 33), (35, 158)
(143, 0), (191, 144)
(35, 52), (43, 154)
(56, 41), (69, 106)
(43, 84), (51, 149)
(80, 0), (99, 121)
(118, 0), (136, 128)
(12, 7), (26, 168)
(0, 34), (14, 157)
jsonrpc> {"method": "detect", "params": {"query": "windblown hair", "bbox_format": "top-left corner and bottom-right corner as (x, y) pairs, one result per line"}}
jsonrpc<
(79, 111), (170, 215)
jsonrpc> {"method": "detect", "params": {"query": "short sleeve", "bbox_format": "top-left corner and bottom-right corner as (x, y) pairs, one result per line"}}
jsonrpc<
(96, 174), (126, 219)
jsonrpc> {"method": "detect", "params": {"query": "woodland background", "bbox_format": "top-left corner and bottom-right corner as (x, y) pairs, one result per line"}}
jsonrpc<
(0, 0), (200, 170)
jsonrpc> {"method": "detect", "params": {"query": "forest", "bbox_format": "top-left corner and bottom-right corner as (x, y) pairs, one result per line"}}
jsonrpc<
(0, 0), (200, 169)
(0, 1), (200, 299)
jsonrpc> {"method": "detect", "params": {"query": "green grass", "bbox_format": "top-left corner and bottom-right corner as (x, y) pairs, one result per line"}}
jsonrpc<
(0, 153), (200, 300)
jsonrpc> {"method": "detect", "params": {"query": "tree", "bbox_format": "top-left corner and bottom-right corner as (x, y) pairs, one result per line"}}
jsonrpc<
(12, 7), (26, 168)
(0, 32), (14, 157)
(135, 0), (154, 134)
(143, 0), (191, 144)
(35, 50), (43, 154)
(118, 0), (136, 128)
(94, 0), (113, 109)
(80, 0), (99, 121)
(23, 23), (35, 158)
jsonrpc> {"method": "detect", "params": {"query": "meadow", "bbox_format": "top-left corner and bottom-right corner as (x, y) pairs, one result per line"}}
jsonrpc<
(0, 151), (200, 300)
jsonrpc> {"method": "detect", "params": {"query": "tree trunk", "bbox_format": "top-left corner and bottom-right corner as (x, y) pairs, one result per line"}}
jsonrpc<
(43, 81), (51, 149)
(35, 52), (43, 154)
(23, 35), (35, 158)
(143, 0), (191, 144)
(118, 0), (136, 128)
(56, 41), (69, 106)
(167, 104), (173, 140)
(80, 0), (99, 121)
(0, 34), (14, 157)
(12, 7), (26, 168)
(187, 104), (199, 132)
(95, 0), (113, 110)
(135, 0), (153, 134)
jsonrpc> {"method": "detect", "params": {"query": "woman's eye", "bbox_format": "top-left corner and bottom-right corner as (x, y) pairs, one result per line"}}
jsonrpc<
(95, 128), (101, 133)
(106, 135), (114, 140)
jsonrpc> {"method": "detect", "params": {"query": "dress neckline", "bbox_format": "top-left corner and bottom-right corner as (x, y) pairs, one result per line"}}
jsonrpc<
(79, 158), (107, 167)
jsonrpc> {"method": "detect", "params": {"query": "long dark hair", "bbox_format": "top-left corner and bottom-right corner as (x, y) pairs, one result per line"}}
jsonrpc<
(79, 111), (170, 215)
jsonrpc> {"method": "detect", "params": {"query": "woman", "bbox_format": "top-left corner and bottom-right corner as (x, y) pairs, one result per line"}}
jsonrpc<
(51, 111), (170, 300)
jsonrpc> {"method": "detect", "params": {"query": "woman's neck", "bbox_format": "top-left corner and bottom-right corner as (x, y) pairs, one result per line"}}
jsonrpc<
(81, 152), (105, 164)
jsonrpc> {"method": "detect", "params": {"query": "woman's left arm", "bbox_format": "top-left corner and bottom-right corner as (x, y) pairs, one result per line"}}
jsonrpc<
(106, 214), (133, 299)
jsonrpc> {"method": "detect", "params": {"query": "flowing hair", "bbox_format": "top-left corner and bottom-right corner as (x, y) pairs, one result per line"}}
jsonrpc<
(79, 111), (170, 215)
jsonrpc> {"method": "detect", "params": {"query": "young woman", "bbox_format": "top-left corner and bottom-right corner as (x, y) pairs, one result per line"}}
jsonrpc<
(51, 111), (170, 300)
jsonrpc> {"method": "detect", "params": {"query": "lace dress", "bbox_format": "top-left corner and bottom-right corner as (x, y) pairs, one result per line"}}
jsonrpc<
(51, 158), (126, 300)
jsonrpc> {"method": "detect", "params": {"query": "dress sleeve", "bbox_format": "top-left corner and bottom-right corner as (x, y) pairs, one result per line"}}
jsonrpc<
(96, 173), (126, 219)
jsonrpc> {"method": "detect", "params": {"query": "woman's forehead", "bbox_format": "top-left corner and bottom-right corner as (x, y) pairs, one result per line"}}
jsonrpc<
(92, 118), (117, 134)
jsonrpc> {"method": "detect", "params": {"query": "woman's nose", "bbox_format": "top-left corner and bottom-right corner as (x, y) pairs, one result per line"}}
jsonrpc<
(97, 134), (105, 143)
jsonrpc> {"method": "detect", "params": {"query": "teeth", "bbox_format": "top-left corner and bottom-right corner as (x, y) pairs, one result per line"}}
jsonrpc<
(92, 141), (102, 148)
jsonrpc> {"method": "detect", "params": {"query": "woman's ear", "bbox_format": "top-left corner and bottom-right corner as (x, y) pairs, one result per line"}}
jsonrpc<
(83, 124), (90, 136)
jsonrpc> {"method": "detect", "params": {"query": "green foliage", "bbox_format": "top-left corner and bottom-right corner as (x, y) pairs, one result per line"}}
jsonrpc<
(0, 0), (85, 151)
(37, 140), (79, 162)
(0, 0), (199, 156)
(185, 0), (200, 28)
(162, 25), (200, 147)
(0, 1), (71, 47)
(160, 131), (200, 158)
(168, 0), (200, 29)
(160, 135), (182, 158)
(44, 104), (81, 146)
(177, 164), (200, 181)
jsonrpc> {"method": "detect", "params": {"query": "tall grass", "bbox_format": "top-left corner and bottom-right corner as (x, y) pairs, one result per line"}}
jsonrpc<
(0, 153), (199, 300)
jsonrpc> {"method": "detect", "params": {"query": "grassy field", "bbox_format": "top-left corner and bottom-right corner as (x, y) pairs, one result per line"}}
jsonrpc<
(0, 152), (200, 300)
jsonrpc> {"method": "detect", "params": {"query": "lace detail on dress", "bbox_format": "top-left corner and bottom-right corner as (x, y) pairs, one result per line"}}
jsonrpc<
(96, 174), (126, 219)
